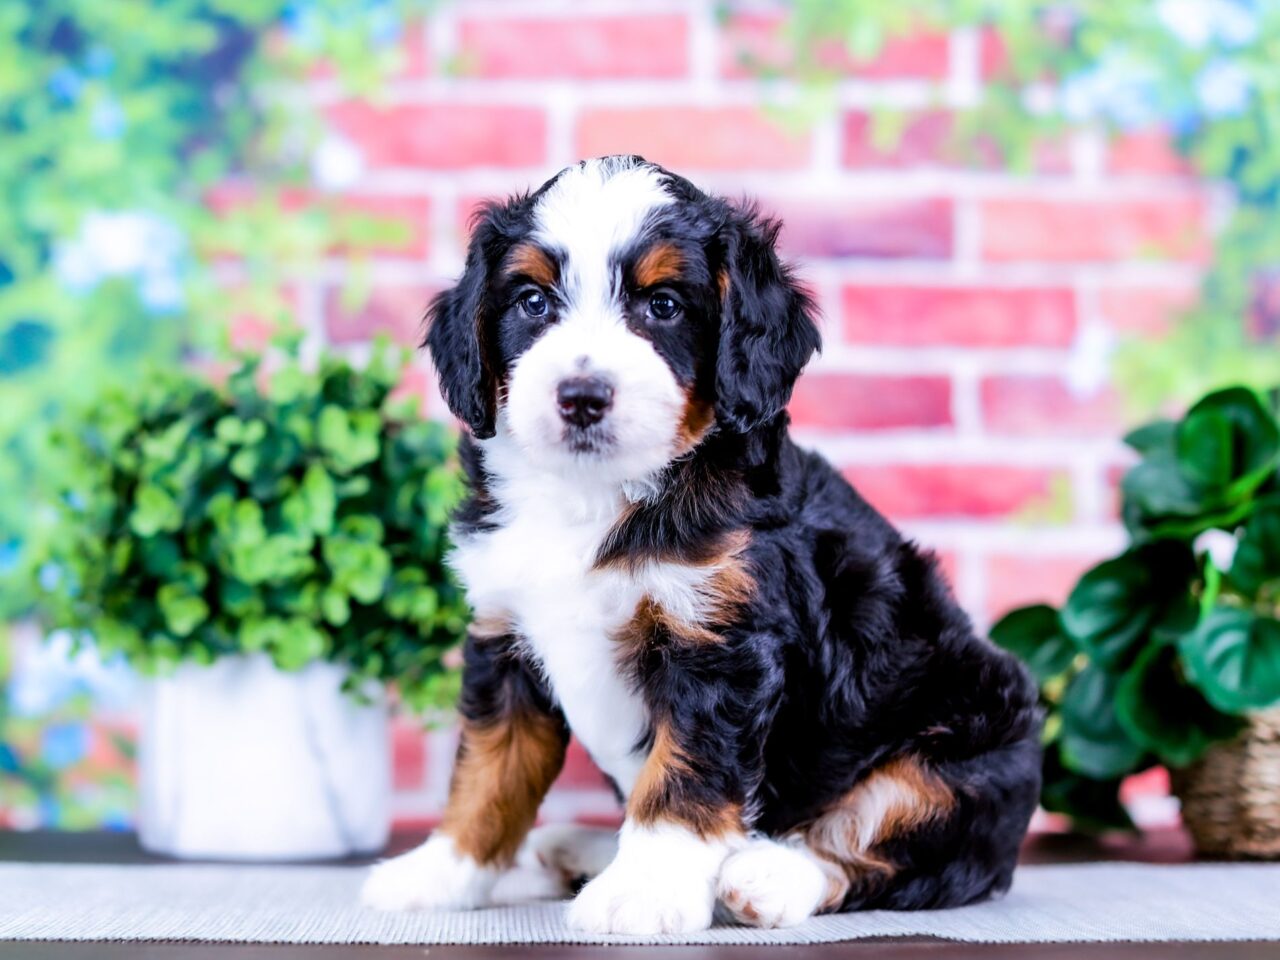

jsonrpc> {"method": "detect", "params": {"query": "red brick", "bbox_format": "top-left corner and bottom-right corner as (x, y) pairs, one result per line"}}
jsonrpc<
(980, 197), (1209, 263)
(981, 376), (1120, 436)
(842, 111), (1069, 173)
(986, 552), (1103, 622)
(789, 374), (952, 431)
(458, 14), (687, 78)
(391, 720), (426, 791)
(326, 102), (545, 169)
(772, 198), (953, 259)
(554, 737), (610, 790)
(325, 284), (435, 345)
(205, 184), (431, 258)
(1109, 130), (1193, 177)
(1096, 283), (1198, 338)
(933, 549), (961, 592)
(575, 107), (810, 171)
(845, 464), (1068, 520)
(843, 286), (1076, 347)
(720, 13), (948, 79)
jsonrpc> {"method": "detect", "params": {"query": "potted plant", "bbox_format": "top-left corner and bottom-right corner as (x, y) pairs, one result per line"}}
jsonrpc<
(31, 334), (467, 860)
(992, 386), (1280, 856)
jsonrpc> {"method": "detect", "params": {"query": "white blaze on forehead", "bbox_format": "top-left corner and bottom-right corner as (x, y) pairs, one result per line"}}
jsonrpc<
(532, 158), (673, 315)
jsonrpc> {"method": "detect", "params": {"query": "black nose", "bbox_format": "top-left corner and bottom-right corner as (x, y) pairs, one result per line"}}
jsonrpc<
(556, 376), (614, 428)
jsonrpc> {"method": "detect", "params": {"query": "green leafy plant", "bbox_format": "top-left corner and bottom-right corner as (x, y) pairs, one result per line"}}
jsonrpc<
(992, 385), (1280, 829)
(30, 333), (467, 712)
(0, 1), (419, 618)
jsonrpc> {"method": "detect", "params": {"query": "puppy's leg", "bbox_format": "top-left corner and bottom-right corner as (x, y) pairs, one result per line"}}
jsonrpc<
(361, 634), (568, 911)
(568, 723), (745, 935)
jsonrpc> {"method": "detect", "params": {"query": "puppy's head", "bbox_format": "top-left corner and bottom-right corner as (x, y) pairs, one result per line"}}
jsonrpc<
(426, 155), (819, 484)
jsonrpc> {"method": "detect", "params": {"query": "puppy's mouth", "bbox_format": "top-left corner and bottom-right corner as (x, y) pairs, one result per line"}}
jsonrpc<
(560, 422), (614, 456)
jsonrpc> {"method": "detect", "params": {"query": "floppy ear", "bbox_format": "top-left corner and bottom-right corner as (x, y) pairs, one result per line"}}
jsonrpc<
(714, 205), (821, 434)
(424, 207), (503, 439)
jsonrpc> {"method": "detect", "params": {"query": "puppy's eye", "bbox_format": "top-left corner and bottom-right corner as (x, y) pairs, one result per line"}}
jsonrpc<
(519, 290), (548, 319)
(647, 292), (682, 323)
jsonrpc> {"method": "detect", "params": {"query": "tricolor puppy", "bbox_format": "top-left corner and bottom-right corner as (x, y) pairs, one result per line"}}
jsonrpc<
(362, 156), (1041, 934)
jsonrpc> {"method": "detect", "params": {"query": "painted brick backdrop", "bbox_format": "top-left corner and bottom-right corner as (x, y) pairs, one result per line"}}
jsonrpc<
(242, 0), (1214, 827)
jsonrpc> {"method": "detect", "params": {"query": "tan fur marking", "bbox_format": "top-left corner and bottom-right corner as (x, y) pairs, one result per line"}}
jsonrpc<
(717, 266), (731, 302)
(613, 535), (754, 650)
(441, 710), (566, 866)
(675, 392), (716, 454)
(503, 242), (558, 287)
(634, 242), (685, 288)
(801, 756), (955, 884)
(628, 721), (743, 840)
(469, 613), (513, 640)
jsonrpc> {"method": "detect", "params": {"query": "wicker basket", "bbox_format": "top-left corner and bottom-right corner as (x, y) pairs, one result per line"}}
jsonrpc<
(1171, 708), (1280, 859)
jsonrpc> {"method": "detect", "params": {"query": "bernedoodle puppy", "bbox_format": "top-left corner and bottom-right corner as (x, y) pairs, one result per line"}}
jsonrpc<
(361, 155), (1041, 934)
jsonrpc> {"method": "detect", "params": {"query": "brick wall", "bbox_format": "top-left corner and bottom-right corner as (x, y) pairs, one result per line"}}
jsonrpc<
(263, 0), (1214, 826)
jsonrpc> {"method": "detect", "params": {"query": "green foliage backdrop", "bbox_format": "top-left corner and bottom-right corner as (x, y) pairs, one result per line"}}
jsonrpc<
(763, 0), (1280, 409)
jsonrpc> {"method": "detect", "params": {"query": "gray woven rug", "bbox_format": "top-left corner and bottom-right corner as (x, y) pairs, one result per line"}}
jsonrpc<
(1, 862), (1278, 945)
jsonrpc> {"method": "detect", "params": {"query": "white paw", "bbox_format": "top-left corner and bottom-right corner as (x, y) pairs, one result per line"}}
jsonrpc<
(717, 840), (828, 928)
(359, 834), (498, 912)
(520, 823), (618, 882)
(565, 823), (726, 935)
(568, 859), (716, 935)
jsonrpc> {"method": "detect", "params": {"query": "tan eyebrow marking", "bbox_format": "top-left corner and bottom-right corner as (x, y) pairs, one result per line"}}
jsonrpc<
(503, 243), (558, 287)
(634, 241), (685, 288)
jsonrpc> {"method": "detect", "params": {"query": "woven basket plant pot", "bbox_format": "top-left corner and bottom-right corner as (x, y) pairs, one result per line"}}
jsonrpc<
(1172, 708), (1280, 859)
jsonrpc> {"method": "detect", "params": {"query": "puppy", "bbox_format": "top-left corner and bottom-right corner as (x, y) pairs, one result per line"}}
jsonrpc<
(361, 156), (1041, 934)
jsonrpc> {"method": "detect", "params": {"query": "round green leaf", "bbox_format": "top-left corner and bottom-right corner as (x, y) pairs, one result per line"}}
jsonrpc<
(1230, 501), (1280, 596)
(1061, 543), (1195, 670)
(1040, 742), (1133, 833)
(1179, 607), (1280, 713)
(1115, 642), (1241, 768)
(1059, 665), (1146, 779)
(990, 604), (1077, 682)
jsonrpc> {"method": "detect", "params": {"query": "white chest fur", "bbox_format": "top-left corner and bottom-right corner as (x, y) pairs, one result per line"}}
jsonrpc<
(448, 438), (718, 797)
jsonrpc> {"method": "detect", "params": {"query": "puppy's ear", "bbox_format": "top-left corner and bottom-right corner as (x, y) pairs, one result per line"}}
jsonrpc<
(714, 204), (821, 434)
(424, 206), (504, 439)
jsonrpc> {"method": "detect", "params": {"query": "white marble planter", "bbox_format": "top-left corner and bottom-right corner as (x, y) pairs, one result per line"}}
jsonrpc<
(137, 654), (391, 861)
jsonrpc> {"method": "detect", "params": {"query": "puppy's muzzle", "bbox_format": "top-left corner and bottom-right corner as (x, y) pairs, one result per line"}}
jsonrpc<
(556, 376), (614, 429)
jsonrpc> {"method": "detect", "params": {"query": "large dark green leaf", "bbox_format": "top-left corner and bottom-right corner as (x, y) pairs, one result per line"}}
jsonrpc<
(1060, 542), (1196, 670)
(1230, 500), (1280, 596)
(1122, 388), (1280, 541)
(1115, 642), (1242, 768)
(1059, 665), (1147, 779)
(1040, 742), (1134, 833)
(1179, 607), (1280, 713)
(990, 604), (1077, 682)
(1184, 387), (1280, 499)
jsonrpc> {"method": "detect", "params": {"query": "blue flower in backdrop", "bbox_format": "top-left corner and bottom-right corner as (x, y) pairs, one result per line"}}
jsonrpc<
(1196, 60), (1252, 116)
(52, 211), (186, 313)
(90, 98), (126, 140)
(1156, 0), (1261, 50)
(40, 723), (89, 770)
(8, 630), (136, 718)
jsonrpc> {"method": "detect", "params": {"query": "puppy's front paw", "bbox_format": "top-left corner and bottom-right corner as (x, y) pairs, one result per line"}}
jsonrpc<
(717, 840), (829, 928)
(360, 834), (497, 912)
(568, 858), (716, 935)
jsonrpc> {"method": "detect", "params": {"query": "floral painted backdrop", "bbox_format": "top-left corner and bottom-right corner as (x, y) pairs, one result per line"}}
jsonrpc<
(3, 0), (1278, 828)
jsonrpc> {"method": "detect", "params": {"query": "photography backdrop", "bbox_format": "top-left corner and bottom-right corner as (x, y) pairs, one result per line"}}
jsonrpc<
(2, 0), (1240, 830)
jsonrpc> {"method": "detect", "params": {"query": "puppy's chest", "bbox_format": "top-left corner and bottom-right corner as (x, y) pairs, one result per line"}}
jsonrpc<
(450, 502), (713, 795)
